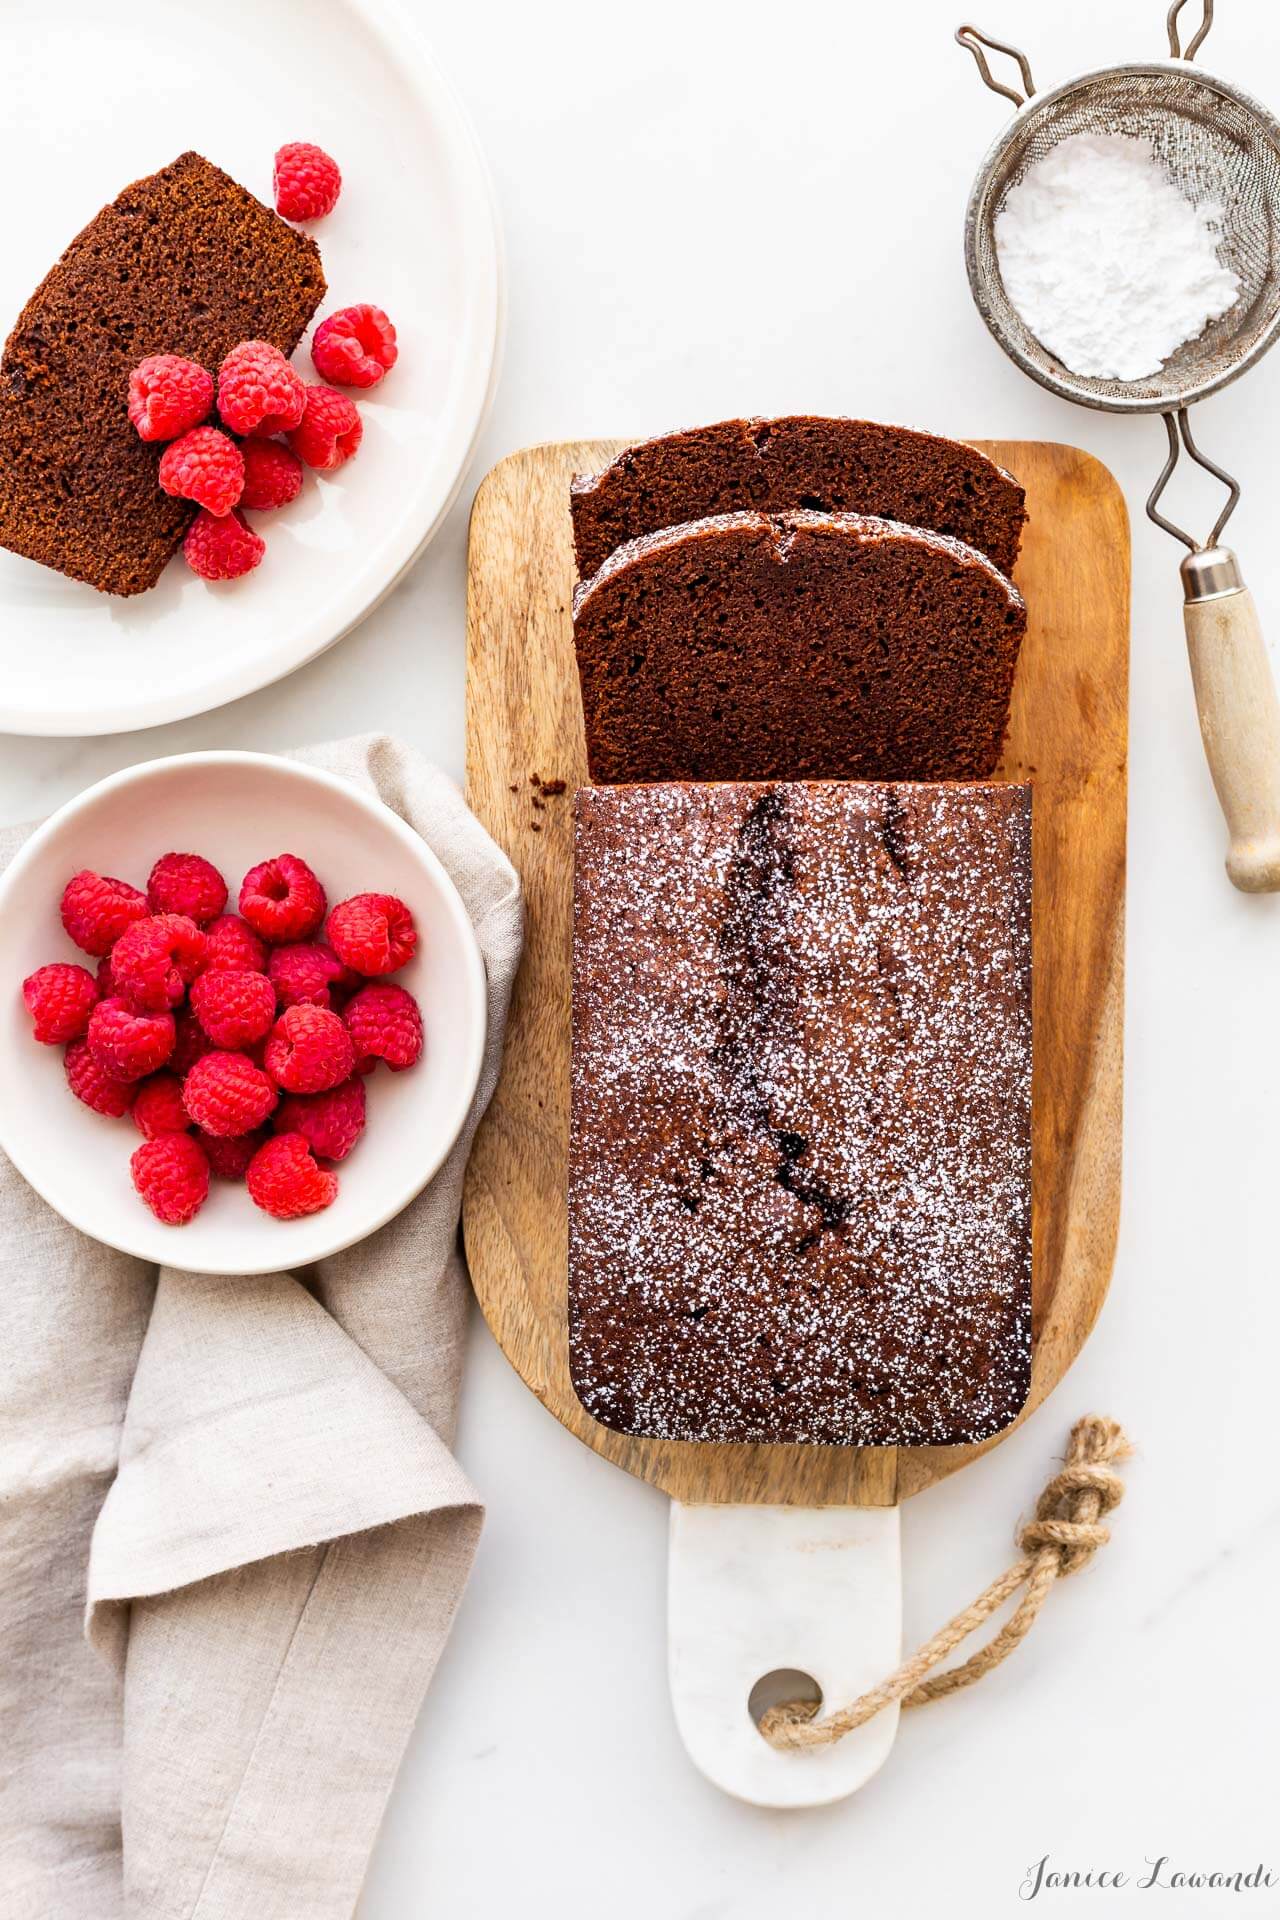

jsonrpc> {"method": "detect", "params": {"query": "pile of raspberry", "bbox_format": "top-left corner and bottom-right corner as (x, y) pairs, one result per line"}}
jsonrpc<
(126, 142), (398, 582)
(21, 850), (424, 1227)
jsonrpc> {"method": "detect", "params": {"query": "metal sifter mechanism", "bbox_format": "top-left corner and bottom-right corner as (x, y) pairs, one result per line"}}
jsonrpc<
(958, 0), (1280, 891)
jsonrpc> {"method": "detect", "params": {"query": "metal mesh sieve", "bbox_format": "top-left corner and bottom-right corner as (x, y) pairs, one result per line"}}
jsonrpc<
(957, 4), (1280, 894)
(959, 4), (1280, 542)
(965, 62), (1280, 414)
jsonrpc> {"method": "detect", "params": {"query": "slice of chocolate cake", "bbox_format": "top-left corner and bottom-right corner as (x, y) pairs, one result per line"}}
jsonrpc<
(569, 779), (1033, 1447)
(0, 152), (325, 596)
(572, 510), (1027, 786)
(571, 417), (1027, 581)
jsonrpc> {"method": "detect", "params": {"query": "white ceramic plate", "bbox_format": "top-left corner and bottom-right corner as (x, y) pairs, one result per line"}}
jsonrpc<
(0, 0), (502, 736)
(0, 753), (487, 1273)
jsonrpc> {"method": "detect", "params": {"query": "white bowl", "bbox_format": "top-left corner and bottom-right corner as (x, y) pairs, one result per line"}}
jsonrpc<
(0, 752), (487, 1273)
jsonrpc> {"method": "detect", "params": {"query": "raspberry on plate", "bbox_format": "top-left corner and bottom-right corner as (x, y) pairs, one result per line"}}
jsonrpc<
(273, 142), (342, 222)
(197, 1126), (267, 1181)
(127, 354), (214, 442)
(132, 1133), (210, 1225)
(88, 997), (176, 1082)
(286, 384), (362, 471)
(61, 870), (148, 957)
(65, 1038), (135, 1118)
(170, 1006), (214, 1077)
(147, 851), (228, 924)
(247, 1132), (339, 1219)
(266, 941), (356, 1010)
(182, 1050), (278, 1138)
(311, 305), (398, 389)
(22, 962), (99, 1044)
(132, 1073), (191, 1139)
(344, 983), (424, 1073)
(159, 427), (244, 517)
(275, 1076), (366, 1161)
(326, 893), (417, 976)
(203, 913), (269, 973)
(183, 509), (265, 582)
(111, 913), (208, 1013)
(239, 854), (326, 943)
(239, 436), (305, 511)
(190, 968), (277, 1049)
(217, 339), (307, 436)
(265, 1003), (355, 1094)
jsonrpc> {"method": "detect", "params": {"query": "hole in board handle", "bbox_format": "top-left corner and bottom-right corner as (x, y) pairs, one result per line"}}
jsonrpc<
(747, 1667), (822, 1730)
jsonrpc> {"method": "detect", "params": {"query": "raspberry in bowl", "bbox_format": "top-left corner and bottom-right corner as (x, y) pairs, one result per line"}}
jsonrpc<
(0, 751), (486, 1274)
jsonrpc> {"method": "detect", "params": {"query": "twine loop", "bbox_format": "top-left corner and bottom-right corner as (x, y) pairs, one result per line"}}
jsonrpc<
(759, 1414), (1132, 1753)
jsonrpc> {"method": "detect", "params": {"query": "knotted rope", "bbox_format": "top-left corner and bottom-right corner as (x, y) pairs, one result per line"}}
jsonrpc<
(760, 1414), (1132, 1752)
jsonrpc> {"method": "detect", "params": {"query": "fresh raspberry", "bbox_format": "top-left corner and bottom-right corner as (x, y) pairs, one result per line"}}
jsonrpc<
(239, 435), (304, 511)
(247, 1132), (339, 1219)
(266, 941), (356, 1010)
(61, 870), (148, 957)
(264, 1003), (354, 1094)
(203, 913), (269, 973)
(310, 305), (398, 389)
(190, 967), (276, 1048)
(132, 1073), (191, 1139)
(131, 1133), (209, 1225)
(239, 854), (326, 943)
(64, 1038), (135, 1118)
(147, 851), (228, 924)
(344, 983), (424, 1073)
(111, 913), (208, 1013)
(326, 893), (417, 976)
(87, 997), (176, 1082)
(159, 426), (244, 517)
(182, 1050), (278, 1137)
(127, 354), (214, 442)
(273, 142), (342, 222)
(22, 963), (99, 1044)
(286, 384), (362, 471)
(183, 508), (265, 582)
(197, 1126), (268, 1180)
(217, 339), (307, 436)
(170, 1007), (214, 1077)
(275, 1076), (366, 1161)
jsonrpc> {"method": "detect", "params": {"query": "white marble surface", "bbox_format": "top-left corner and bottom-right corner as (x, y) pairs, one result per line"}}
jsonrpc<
(6, 0), (1280, 1912)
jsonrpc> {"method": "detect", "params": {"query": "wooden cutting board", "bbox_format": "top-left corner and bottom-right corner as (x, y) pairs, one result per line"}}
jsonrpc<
(462, 438), (1129, 1509)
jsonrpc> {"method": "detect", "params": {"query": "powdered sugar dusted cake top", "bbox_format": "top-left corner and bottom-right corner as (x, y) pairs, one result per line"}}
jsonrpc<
(569, 779), (1033, 1447)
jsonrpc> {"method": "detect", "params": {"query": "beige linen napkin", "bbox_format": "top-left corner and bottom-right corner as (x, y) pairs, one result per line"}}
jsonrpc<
(0, 735), (523, 1920)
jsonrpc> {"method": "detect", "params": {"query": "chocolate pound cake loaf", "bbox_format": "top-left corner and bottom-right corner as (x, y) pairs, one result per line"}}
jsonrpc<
(0, 152), (325, 595)
(572, 510), (1027, 786)
(571, 416), (1027, 581)
(569, 779), (1033, 1447)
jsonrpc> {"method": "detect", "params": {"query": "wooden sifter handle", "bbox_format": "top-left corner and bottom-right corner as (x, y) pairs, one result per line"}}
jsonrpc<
(1182, 548), (1280, 893)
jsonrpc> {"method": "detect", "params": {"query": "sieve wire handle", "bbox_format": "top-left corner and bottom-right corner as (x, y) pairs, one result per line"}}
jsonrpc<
(1167, 0), (1214, 62)
(954, 26), (1035, 107)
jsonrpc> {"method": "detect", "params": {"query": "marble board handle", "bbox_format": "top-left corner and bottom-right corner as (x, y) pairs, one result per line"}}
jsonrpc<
(666, 1500), (902, 1806)
(1182, 547), (1280, 892)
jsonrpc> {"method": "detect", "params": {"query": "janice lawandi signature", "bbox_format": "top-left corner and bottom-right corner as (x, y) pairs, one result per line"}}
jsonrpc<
(1020, 1855), (1279, 1901)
